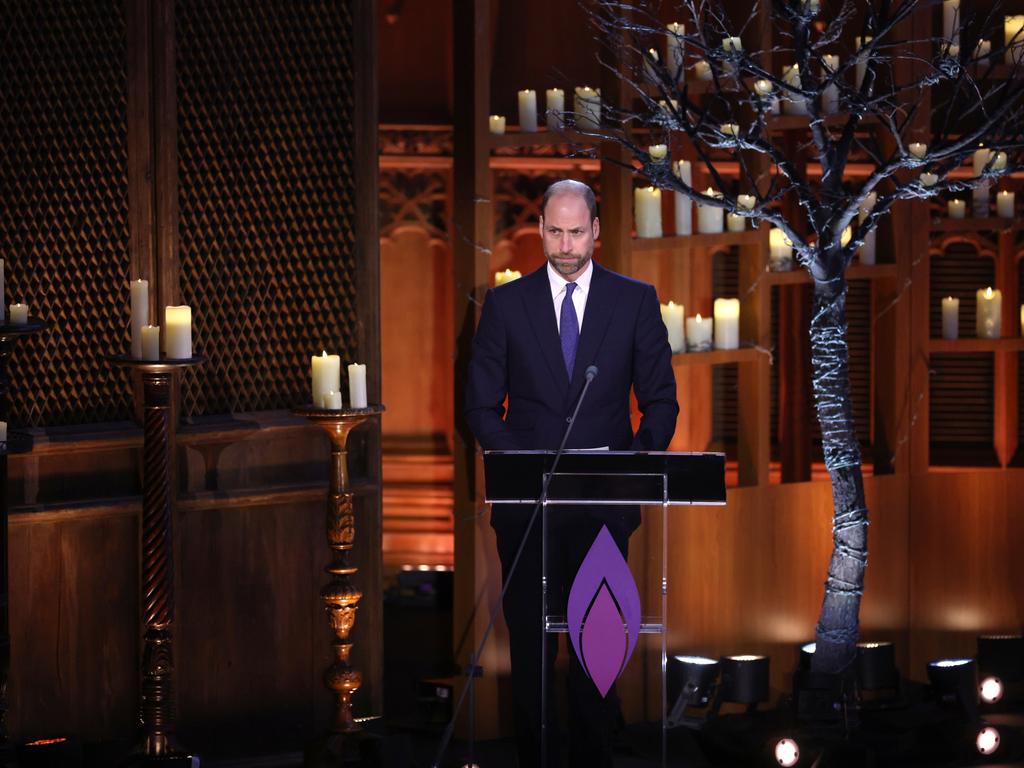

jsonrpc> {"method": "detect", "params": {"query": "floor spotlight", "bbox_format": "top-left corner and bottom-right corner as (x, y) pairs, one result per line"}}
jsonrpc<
(667, 655), (720, 727)
(720, 655), (770, 712)
(927, 658), (978, 720)
(977, 634), (1023, 682)
(773, 737), (800, 767)
(856, 641), (899, 692)
(976, 726), (1001, 756)
(979, 676), (1004, 704)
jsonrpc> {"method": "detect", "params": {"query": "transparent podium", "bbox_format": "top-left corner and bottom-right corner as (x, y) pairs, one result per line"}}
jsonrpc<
(484, 450), (726, 767)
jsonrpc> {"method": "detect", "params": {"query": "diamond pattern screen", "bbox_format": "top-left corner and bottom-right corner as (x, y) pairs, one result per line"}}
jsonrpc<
(175, 0), (359, 416)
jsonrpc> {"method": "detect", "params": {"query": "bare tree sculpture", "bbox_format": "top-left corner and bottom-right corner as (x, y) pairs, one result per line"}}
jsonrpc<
(573, 0), (1024, 680)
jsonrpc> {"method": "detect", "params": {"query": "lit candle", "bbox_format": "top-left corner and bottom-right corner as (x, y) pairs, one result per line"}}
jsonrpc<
(658, 98), (679, 112)
(859, 192), (877, 265)
(941, 297), (960, 340)
(920, 172), (939, 186)
(943, 0), (960, 43)
(130, 278), (149, 359)
(685, 313), (713, 352)
(9, 303), (28, 325)
(518, 89), (538, 132)
(997, 190), (1015, 218)
(769, 228), (793, 271)
(976, 287), (1002, 338)
(727, 213), (745, 232)
(666, 22), (685, 83)
(545, 88), (565, 130)
(1005, 16), (1024, 65)
(644, 48), (660, 81)
(856, 36), (873, 89)
(713, 298), (740, 350)
(494, 269), (522, 286)
(311, 351), (341, 408)
(648, 143), (668, 163)
(142, 325), (160, 361)
(720, 122), (740, 139)
(1020, 304), (1024, 337)
(488, 115), (506, 135)
(694, 59), (712, 80)
(164, 305), (192, 359)
(697, 188), (724, 233)
(975, 39), (992, 60)
(324, 390), (342, 410)
(822, 55), (840, 115)
(992, 151), (1008, 170)
(803, 0), (821, 14)
(723, 36), (742, 53)
(754, 79), (780, 114)
(660, 301), (685, 353)
(0, 421), (6, 444)
(973, 147), (992, 175)
(948, 198), (966, 218)
(348, 363), (368, 408)
(674, 160), (692, 235)
(634, 187), (663, 238)
(574, 86), (601, 129)
(783, 64), (808, 115)
(908, 142), (928, 159)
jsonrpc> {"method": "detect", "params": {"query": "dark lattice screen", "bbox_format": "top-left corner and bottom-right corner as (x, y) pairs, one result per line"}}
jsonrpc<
(176, 1), (358, 416)
(929, 241), (997, 464)
(712, 249), (738, 451)
(0, 1), (133, 426)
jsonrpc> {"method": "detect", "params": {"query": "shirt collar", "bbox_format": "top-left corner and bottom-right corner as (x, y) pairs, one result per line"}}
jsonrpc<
(547, 259), (594, 299)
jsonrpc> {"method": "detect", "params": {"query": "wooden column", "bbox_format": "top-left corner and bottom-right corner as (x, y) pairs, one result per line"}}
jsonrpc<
(994, 230), (1020, 466)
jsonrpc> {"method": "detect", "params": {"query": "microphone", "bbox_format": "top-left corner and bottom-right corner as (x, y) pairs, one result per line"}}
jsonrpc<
(585, 365), (599, 382)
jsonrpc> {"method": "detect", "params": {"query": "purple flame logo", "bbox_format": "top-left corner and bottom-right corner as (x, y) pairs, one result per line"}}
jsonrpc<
(567, 525), (641, 697)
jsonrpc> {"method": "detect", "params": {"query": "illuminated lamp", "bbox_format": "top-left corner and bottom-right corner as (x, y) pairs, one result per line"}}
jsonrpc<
(979, 676), (1004, 704)
(977, 634), (1023, 682)
(666, 655), (719, 727)
(720, 655), (770, 710)
(773, 737), (801, 767)
(976, 726), (1001, 756)
(18, 737), (81, 768)
(927, 658), (979, 720)
(856, 641), (899, 692)
(798, 642), (816, 670)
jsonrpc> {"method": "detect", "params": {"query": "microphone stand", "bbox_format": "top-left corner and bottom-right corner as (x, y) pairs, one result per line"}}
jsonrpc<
(432, 366), (599, 768)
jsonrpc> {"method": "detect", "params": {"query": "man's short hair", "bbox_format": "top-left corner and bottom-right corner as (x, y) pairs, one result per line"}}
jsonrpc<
(541, 179), (598, 222)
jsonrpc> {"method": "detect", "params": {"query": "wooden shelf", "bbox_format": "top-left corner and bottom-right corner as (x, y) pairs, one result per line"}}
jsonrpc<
(763, 263), (897, 285)
(671, 347), (765, 366)
(929, 217), (1022, 232)
(488, 128), (590, 149)
(631, 229), (765, 251)
(928, 338), (1024, 353)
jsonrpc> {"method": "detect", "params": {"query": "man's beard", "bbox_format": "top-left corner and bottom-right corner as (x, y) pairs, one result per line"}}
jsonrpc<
(546, 250), (591, 276)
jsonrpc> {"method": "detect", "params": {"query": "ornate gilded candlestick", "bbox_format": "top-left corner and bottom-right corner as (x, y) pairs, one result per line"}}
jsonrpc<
(0, 318), (47, 753)
(291, 404), (382, 743)
(108, 354), (203, 766)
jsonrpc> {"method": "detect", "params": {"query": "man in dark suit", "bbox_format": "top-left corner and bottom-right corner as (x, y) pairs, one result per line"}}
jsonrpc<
(465, 179), (679, 766)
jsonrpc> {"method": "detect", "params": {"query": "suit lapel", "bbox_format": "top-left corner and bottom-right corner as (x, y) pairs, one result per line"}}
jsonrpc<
(568, 262), (616, 398)
(522, 266), (570, 392)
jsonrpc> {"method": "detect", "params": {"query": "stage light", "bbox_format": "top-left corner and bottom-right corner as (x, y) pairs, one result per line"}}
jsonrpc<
(773, 737), (800, 766)
(856, 641), (898, 691)
(720, 655), (770, 707)
(927, 658), (978, 719)
(976, 726), (1000, 755)
(799, 642), (816, 669)
(978, 634), (1023, 682)
(979, 676), (1004, 703)
(667, 655), (719, 727)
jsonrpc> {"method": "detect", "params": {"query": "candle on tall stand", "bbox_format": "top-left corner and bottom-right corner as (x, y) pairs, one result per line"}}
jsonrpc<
(545, 88), (564, 130)
(859, 192), (877, 265)
(769, 228), (794, 271)
(976, 287), (1002, 338)
(142, 325), (160, 361)
(348, 363), (368, 409)
(666, 22), (685, 84)
(713, 298), (740, 350)
(941, 296), (960, 340)
(8, 305), (28, 326)
(674, 160), (692, 235)
(573, 86), (601, 129)
(130, 278), (149, 359)
(783, 64), (808, 115)
(856, 36), (873, 89)
(943, 0), (960, 44)
(697, 188), (724, 233)
(822, 55), (840, 115)
(634, 187), (663, 238)
(312, 351), (341, 409)
(517, 90), (538, 132)
(997, 190), (1015, 218)
(685, 314), (713, 352)
(660, 301), (685, 353)
(1005, 15), (1024, 65)
(164, 305), (192, 359)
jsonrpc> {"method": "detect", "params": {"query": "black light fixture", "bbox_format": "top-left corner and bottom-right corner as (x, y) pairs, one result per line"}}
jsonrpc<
(719, 655), (770, 712)
(927, 658), (979, 720)
(666, 654), (720, 727)
(977, 634), (1023, 682)
(856, 641), (899, 693)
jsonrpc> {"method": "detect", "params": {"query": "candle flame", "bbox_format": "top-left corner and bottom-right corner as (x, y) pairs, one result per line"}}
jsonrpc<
(321, 350), (328, 357)
(985, 287), (994, 298)
(696, 313), (703, 322)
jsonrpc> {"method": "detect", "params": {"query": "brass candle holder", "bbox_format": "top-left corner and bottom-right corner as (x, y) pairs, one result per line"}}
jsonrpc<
(292, 404), (383, 741)
(108, 354), (203, 766)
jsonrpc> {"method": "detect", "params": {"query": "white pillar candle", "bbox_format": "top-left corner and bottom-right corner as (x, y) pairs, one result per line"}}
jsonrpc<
(658, 98), (679, 112)
(720, 122), (740, 139)
(908, 142), (928, 159)
(1020, 304), (1024, 337)
(783, 65), (808, 115)
(997, 190), (1015, 218)
(976, 287), (1002, 338)
(713, 298), (740, 350)
(754, 79), (780, 113)
(517, 90), (538, 132)
(975, 39), (992, 60)
(666, 22), (685, 84)
(948, 199), (966, 218)
(697, 188), (724, 233)
(858, 192), (877, 265)
(324, 390), (342, 410)
(164, 305), (192, 359)
(634, 187), (663, 238)
(648, 143), (668, 163)
(9, 303), (28, 325)
(644, 48), (660, 81)
(947, 43), (961, 57)
(723, 36), (742, 53)
(488, 115), (506, 135)
(311, 351), (341, 408)
(0, 421), (6, 444)
(856, 36), (873, 89)
(674, 160), (692, 235)
(142, 325), (160, 361)
(694, 60), (712, 80)
(660, 301), (685, 353)
(822, 55), (840, 115)
(943, 0), (960, 43)
(941, 297), (960, 340)
(348, 363), (368, 408)
(727, 213), (745, 232)
(685, 314), (713, 352)
(769, 228), (794, 271)
(574, 86), (601, 129)
(494, 269), (522, 286)
(992, 151), (1007, 170)
(973, 147), (992, 175)
(130, 278), (149, 359)
(920, 172), (938, 187)
(1005, 16), (1024, 65)
(545, 88), (564, 130)
(803, 0), (821, 14)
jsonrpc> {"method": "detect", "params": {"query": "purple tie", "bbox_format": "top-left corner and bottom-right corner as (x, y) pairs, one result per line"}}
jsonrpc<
(560, 282), (579, 379)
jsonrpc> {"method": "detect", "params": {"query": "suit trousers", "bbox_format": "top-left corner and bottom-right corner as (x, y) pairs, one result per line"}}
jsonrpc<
(492, 503), (635, 768)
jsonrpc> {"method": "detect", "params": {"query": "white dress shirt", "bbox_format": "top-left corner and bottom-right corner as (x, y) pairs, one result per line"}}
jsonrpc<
(547, 259), (593, 332)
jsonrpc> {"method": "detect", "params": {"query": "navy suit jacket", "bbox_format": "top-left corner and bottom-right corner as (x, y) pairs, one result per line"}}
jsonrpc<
(465, 261), (678, 453)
